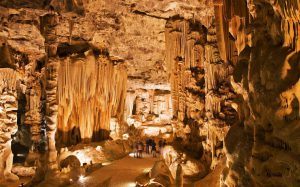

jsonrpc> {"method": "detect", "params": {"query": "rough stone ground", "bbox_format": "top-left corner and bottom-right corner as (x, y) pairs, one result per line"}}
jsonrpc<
(70, 154), (159, 187)
(194, 158), (226, 187)
(0, 177), (30, 187)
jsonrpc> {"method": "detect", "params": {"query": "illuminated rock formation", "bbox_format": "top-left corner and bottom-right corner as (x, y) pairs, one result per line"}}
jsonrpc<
(57, 53), (127, 146)
(212, 0), (300, 186)
(0, 69), (19, 181)
(165, 18), (237, 166)
(0, 0), (299, 186)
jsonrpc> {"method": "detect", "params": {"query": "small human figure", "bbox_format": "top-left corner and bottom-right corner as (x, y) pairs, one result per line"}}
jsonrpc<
(145, 139), (150, 154)
(151, 141), (157, 158)
(163, 139), (167, 147)
(134, 141), (139, 158)
(158, 139), (163, 154)
(138, 141), (144, 158)
(149, 139), (153, 154)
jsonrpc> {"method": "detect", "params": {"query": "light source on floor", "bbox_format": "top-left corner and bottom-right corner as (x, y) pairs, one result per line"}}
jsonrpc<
(125, 182), (136, 187)
(75, 151), (91, 166)
(129, 152), (135, 157)
(78, 175), (85, 183)
(102, 161), (112, 166)
(143, 167), (152, 174)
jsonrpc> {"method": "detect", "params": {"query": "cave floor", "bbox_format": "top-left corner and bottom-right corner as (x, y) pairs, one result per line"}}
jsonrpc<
(70, 154), (159, 187)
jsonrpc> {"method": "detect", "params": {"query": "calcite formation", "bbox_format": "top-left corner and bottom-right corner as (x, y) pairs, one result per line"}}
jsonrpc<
(57, 54), (127, 146)
(215, 0), (300, 186)
(165, 18), (237, 165)
(0, 69), (18, 181)
(0, 0), (299, 186)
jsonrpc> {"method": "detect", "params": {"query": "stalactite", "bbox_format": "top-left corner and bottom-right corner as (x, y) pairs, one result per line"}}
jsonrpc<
(56, 53), (127, 146)
(165, 19), (205, 122)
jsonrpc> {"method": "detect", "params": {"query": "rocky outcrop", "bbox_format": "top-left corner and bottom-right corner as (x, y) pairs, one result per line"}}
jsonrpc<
(212, 0), (300, 186)
(0, 69), (19, 181)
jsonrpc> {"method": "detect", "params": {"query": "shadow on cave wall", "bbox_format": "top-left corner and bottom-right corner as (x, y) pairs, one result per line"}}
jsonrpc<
(56, 127), (111, 148)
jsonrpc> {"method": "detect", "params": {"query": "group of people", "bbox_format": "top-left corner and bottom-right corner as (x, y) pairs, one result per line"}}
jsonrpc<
(133, 138), (167, 158)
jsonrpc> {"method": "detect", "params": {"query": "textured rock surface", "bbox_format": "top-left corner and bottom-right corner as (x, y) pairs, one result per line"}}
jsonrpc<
(0, 69), (19, 181)
(217, 1), (300, 186)
(0, 0), (299, 186)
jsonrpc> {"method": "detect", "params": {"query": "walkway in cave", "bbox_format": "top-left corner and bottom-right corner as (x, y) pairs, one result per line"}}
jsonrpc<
(71, 154), (159, 187)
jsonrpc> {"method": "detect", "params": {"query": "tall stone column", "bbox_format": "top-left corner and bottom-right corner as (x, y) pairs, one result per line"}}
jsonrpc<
(0, 69), (18, 181)
(24, 78), (42, 149)
(45, 59), (59, 165)
(40, 13), (59, 165)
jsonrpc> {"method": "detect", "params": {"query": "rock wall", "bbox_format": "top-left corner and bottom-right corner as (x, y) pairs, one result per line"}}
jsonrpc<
(211, 0), (300, 186)
(0, 0), (299, 186)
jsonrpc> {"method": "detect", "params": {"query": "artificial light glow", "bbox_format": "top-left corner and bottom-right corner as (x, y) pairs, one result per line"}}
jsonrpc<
(74, 151), (91, 166)
(129, 152), (135, 158)
(102, 162), (112, 166)
(122, 133), (129, 140)
(125, 182), (136, 187)
(143, 168), (151, 174)
(79, 175), (85, 183)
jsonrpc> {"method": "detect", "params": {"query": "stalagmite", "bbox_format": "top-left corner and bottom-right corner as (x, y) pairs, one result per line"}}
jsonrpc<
(45, 59), (59, 164)
(0, 69), (19, 181)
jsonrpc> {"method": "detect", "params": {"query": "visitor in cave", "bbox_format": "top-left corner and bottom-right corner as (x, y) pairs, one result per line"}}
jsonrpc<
(133, 141), (138, 158)
(145, 138), (150, 154)
(158, 139), (163, 149)
(149, 139), (153, 154)
(137, 141), (144, 158)
(163, 139), (167, 147)
(151, 141), (157, 158)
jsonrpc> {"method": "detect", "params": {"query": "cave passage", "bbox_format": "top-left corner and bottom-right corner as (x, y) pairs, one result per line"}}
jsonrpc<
(0, 0), (299, 187)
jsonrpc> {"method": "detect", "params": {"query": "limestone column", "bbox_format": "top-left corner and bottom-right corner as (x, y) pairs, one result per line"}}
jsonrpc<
(45, 59), (59, 165)
(40, 12), (59, 165)
(0, 69), (18, 181)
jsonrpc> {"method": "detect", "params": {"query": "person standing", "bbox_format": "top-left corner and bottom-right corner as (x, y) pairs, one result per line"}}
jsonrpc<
(151, 141), (157, 158)
(149, 139), (153, 154)
(138, 141), (144, 158)
(163, 139), (167, 147)
(145, 139), (150, 154)
(134, 141), (138, 158)
(158, 139), (163, 154)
